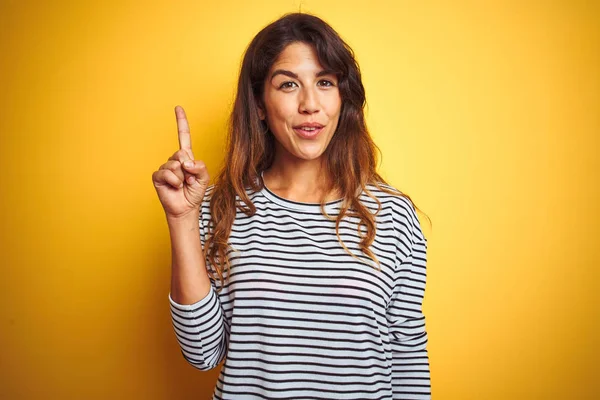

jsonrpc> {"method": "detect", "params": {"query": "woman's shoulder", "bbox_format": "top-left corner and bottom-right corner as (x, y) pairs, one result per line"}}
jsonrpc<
(363, 182), (417, 216)
(199, 183), (260, 211)
(363, 182), (426, 245)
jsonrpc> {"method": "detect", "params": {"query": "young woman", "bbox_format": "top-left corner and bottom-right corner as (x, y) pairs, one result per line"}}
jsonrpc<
(152, 12), (431, 400)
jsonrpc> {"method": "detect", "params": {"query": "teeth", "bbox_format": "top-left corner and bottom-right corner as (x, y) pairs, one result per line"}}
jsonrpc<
(301, 127), (318, 131)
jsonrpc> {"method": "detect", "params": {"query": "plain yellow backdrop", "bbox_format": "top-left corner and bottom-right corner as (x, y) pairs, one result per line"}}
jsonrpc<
(1, 0), (598, 399)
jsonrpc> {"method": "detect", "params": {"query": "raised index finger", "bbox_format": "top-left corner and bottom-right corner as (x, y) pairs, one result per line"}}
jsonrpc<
(175, 105), (192, 152)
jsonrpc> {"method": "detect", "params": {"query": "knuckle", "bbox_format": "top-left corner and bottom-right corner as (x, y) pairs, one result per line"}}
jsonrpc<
(177, 149), (188, 159)
(168, 164), (184, 178)
(165, 160), (180, 170)
(153, 169), (166, 182)
(170, 150), (183, 161)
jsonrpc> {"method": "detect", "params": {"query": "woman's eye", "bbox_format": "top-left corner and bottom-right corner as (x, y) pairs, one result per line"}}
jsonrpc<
(279, 80), (335, 89)
(279, 81), (297, 89)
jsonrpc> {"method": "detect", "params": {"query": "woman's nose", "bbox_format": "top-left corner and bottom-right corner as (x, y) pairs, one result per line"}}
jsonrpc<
(299, 87), (319, 114)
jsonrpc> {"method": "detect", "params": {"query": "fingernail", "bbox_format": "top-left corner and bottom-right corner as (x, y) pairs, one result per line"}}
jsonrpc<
(184, 161), (193, 168)
(186, 176), (195, 185)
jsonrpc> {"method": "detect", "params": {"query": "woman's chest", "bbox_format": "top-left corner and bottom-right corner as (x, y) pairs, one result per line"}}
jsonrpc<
(223, 210), (398, 310)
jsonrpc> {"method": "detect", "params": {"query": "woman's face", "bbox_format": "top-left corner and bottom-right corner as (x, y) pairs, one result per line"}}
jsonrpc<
(258, 41), (342, 164)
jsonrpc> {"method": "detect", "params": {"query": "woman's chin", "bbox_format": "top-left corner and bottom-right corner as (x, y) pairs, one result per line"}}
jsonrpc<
(293, 148), (327, 161)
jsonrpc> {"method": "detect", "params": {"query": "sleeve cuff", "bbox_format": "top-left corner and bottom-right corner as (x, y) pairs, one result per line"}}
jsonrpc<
(168, 286), (214, 311)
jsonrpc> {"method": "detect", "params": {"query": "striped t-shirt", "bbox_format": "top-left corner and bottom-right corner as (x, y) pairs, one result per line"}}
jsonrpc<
(168, 177), (431, 399)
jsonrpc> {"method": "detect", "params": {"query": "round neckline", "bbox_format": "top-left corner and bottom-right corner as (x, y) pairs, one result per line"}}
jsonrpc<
(259, 170), (344, 212)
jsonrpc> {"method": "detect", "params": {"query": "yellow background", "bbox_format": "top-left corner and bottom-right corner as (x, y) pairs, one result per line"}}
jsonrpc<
(1, 0), (598, 398)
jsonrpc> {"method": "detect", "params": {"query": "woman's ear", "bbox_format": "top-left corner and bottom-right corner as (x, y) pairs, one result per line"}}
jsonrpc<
(257, 103), (266, 120)
(256, 97), (266, 120)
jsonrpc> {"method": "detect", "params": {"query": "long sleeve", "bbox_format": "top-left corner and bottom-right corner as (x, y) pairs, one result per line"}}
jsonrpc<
(387, 236), (431, 399)
(169, 285), (228, 370)
(168, 188), (228, 371)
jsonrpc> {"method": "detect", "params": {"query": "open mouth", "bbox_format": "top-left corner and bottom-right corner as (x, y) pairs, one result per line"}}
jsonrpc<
(293, 126), (324, 139)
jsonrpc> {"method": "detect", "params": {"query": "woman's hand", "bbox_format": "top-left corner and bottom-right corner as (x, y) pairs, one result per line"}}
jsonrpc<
(152, 106), (210, 220)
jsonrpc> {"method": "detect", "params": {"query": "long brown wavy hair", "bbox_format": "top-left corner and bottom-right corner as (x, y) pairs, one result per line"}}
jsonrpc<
(205, 12), (430, 291)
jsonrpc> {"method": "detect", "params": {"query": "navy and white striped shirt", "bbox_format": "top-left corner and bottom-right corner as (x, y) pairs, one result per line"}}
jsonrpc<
(169, 178), (431, 399)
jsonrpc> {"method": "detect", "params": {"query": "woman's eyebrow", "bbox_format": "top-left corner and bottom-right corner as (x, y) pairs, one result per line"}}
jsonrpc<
(316, 69), (337, 78)
(270, 69), (337, 81)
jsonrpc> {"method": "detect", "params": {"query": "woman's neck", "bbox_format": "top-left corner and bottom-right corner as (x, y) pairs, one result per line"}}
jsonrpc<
(262, 164), (341, 203)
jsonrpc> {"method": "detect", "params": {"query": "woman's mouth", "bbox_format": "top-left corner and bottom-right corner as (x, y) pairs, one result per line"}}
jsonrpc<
(293, 126), (324, 139)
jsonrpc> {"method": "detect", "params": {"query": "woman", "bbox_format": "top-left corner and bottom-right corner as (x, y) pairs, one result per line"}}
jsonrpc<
(152, 12), (431, 400)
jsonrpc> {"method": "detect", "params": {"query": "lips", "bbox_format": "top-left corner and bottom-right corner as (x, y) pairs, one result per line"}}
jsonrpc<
(293, 122), (324, 129)
(293, 124), (324, 139)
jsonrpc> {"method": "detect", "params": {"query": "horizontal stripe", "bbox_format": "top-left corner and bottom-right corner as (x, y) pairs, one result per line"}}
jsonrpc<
(169, 179), (431, 399)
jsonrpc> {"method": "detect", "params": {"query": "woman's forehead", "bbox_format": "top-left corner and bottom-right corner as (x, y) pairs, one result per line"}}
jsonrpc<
(270, 43), (327, 73)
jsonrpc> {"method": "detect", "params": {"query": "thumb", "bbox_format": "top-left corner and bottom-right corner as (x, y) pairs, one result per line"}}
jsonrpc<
(183, 160), (209, 185)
